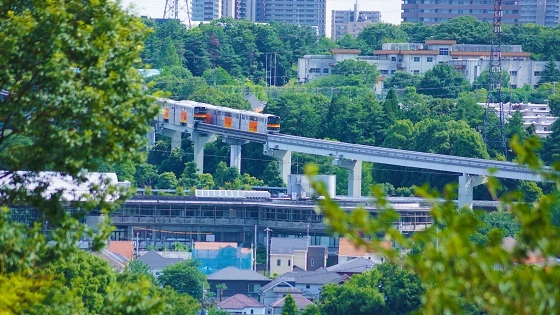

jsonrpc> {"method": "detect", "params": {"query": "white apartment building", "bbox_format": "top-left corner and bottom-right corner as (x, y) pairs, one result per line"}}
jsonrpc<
(298, 40), (558, 90)
(484, 102), (556, 137)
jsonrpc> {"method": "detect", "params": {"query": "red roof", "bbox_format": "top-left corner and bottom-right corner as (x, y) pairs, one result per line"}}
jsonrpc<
(108, 241), (134, 260)
(217, 294), (264, 309)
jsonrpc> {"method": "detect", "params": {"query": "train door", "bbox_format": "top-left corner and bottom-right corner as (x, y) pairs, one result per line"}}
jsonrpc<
(249, 116), (258, 132)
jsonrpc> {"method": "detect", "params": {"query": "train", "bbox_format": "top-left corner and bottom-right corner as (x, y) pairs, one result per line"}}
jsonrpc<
(157, 98), (280, 133)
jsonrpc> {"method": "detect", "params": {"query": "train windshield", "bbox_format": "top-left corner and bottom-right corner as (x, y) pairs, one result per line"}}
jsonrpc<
(194, 107), (206, 114)
(268, 116), (280, 125)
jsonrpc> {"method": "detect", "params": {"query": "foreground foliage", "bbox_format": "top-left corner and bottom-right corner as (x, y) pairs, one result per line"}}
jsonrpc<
(308, 136), (560, 314)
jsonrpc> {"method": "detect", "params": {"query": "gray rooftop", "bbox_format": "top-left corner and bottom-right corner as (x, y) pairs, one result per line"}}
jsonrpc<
(279, 268), (346, 285)
(207, 266), (270, 281)
(137, 251), (184, 270)
(270, 237), (308, 255)
(327, 257), (376, 273)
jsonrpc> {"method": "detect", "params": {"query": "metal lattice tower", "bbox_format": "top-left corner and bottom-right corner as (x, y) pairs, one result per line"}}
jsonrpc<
(483, 0), (507, 157)
(163, 0), (192, 27)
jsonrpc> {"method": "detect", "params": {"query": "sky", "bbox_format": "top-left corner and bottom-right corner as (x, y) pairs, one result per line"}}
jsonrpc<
(120, 0), (402, 25)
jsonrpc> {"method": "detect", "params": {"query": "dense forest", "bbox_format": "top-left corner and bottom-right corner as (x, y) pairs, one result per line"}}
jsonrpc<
(107, 16), (560, 200)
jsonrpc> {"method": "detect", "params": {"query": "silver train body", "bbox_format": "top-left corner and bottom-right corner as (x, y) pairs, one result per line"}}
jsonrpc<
(157, 98), (280, 133)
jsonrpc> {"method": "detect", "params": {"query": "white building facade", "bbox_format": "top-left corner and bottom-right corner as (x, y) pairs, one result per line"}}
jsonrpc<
(484, 102), (556, 137)
(298, 40), (558, 90)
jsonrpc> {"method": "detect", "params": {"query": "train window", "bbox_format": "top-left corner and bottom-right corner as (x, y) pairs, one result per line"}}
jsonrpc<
(236, 114), (240, 119)
(225, 112), (232, 117)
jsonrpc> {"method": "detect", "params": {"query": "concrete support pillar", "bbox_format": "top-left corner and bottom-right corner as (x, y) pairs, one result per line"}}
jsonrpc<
(333, 159), (362, 197)
(147, 128), (156, 148)
(263, 146), (292, 186)
(458, 174), (487, 209)
(162, 129), (182, 150)
(190, 131), (216, 174)
(223, 138), (248, 172)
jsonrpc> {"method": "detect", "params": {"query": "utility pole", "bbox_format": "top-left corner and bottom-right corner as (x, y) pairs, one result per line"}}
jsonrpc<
(264, 227), (272, 276)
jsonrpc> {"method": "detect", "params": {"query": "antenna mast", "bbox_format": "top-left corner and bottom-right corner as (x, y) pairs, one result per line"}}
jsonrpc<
(163, 0), (192, 27)
(483, 0), (506, 157)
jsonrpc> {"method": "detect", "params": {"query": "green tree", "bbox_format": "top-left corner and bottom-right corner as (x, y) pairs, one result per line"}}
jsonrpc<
(538, 60), (560, 85)
(301, 304), (321, 315)
(307, 134), (560, 314)
(320, 269), (386, 315)
(357, 23), (408, 52)
(383, 88), (400, 121)
(0, 0), (161, 311)
(179, 161), (201, 189)
(198, 173), (215, 189)
(159, 37), (182, 68)
(156, 172), (179, 190)
(281, 294), (298, 315)
(158, 260), (208, 299)
(472, 69), (511, 91)
(261, 161), (285, 187)
(383, 71), (422, 90)
(417, 64), (470, 98)
(331, 60), (380, 87)
(433, 16), (492, 44)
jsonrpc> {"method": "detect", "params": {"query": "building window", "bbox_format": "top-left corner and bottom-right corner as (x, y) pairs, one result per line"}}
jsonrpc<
(288, 260), (291, 266)
(309, 68), (321, 73)
(277, 259), (281, 266)
(427, 57), (433, 62)
(439, 48), (449, 55)
(510, 70), (518, 76)
(413, 57), (420, 62)
(534, 71), (541, 76)
(311, 258), (315, 266)
(511, 84), (517, 89)
(380, 70), (389, 75)
(413, 70), (420, 74)
(248, 284), (261, 293)
(306, 284), (311, 289)
(323, 68), (329, 74)
(391, 70), (396, 74)
(391, 56), (396, 61)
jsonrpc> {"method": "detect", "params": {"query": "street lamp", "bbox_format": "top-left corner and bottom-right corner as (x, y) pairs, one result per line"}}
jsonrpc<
(264, 227), (272, 276)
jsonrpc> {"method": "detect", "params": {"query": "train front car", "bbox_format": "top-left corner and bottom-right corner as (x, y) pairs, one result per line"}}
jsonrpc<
(266, 114), (280, 133)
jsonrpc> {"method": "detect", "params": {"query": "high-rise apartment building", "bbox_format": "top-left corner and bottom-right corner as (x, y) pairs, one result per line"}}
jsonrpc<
(401, 0), (560, 26)
(191, 0), (332, 37)
(332, 1), (381, 40)
(401, 0), (521, 24)
(256, 0), (331, 37)
(192, 0), (223, 21)
(519, 0), (560, 26)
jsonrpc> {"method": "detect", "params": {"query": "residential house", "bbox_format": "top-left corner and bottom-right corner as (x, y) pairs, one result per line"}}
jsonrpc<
(269, 294), (314, 315)
(108, 241), (135, 260)
(306, 246), (328, 271)
(326, 257), (376, 277)
(217, 294), (266, 315)
(92, 249), (130, 272)
(269, 237), (308, 275)
(259, 268), (346, 306)
(337, 237), (390, 264)
(136, 250), (184, 277)
(208, 266), (271, 300)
